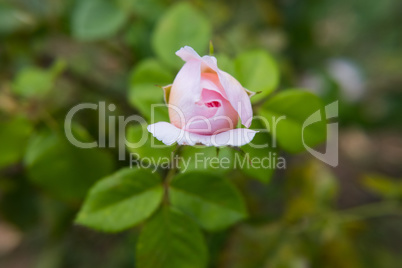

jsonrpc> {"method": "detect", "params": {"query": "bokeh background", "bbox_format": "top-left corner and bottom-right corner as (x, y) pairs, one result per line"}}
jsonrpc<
(1, 0), (401, 267)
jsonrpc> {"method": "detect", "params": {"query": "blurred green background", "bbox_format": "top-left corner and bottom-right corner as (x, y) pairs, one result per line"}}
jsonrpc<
(0, 0), (401, 267)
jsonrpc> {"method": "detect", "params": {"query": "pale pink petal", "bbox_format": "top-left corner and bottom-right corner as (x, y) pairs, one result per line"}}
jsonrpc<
(169, 60), (238, 133)
(194, 89), (222, 119)
(216, 70), (253, 127)
(173, 46), (254, 129)
(184, 88), (238, 135)
(212, 128), (257, 146)
(201, 55), (218, 68)
(200, 73), (227, 99)
(168, 60), (202, 127)
(147, 122), (183, 146)
(170, 60), (202, 102)
(175, 46), (201, 62)
(147, 122), (257, 147)
(200, 56), (253, 127)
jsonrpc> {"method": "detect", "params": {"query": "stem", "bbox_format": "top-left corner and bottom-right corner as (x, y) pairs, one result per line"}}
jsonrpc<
(162, 145), (182, 204)
(42, 109), (59, 132)
(338, 200), (401, 223)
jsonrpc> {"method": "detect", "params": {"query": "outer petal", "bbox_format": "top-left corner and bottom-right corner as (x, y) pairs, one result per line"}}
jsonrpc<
(148, 122), (257, 147)
(175, 46), (254, 128)
(168, 60), (202, 127)
(202, 56), (253, 128)
(216, 70), (253, 127)
(176, 46), (202, 61)
(170, 60), (202, 103)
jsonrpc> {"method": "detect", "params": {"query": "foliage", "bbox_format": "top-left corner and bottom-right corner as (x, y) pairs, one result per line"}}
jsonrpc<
(136, 206), (208, 268)
(76, 168), (163, 232)
(0, 0), (401, 267)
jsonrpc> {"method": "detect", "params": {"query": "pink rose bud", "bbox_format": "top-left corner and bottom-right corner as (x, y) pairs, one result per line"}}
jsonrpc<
(148, 46), (257, 146)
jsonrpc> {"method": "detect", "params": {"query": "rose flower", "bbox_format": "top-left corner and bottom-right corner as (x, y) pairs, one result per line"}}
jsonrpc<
(148, 46), (257, 146)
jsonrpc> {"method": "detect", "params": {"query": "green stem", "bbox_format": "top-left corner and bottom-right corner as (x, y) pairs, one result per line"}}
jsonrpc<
(42, 109), (59, 132)
(162, 145), (182, 204)
(338, 200), (401, 223)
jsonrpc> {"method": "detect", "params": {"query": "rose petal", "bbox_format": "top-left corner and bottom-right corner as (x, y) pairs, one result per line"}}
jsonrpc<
(183, 88), (238, 135)
(168, 60), (202, 127)
(170, 60), (202, 103)
(176, 46), (202, 62)
(216, 70), (253, 127)
(200, 72), (227, 99)
(201, 56), (253, 128)
(147, 122), (258, 147)
(175, 46), (253, 128)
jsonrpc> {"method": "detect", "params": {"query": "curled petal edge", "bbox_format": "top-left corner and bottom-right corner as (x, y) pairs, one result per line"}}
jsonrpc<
(147, 122), (258, 147)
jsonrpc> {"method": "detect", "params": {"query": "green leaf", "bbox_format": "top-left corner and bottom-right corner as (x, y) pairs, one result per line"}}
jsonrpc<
(152, 2), (212, 68)
(0, 174), (39, 231)
(130, 59), (173, 85)
(235, 50), (279, 103)
(258, 89), (326, 153)
(25, 127), (114, 202)
(178, 146), (235, 174)
(136, 206), (208, 268)
(238, 119), (278, 183)
(76, 168), (163, 232)
(71, 0), (128, 41)
(13, 68), (53, 98)
(214, 53), (235, 75)
(128, 59), (173, 122)
(122, 0), (165, 23)
(220, 224), (283, 268)
(12, 60), (65, 98)
(124, 21), (153, 57)
(129, 83), (170, 122)
(126, 124), (175, 165)
(170, 172), (247, 231)
(0, 116), (33, 168)
(0, 4), (26, 34)
(130, 84), (169, 121)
